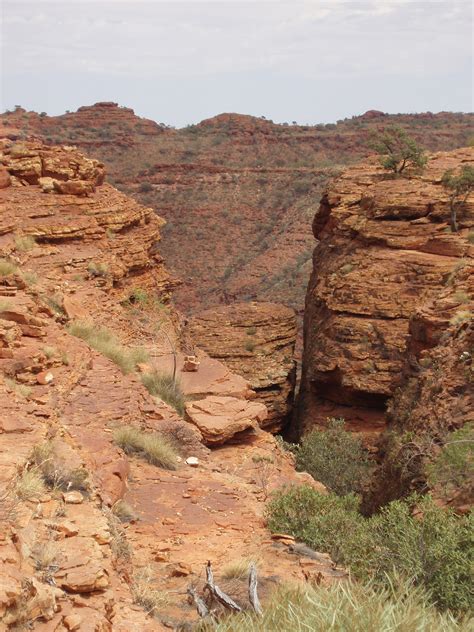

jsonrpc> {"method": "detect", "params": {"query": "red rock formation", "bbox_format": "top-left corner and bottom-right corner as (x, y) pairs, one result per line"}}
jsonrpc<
(298, 148), (474, 441)
(1, 106), (472, 320)
(0, 140), (339, 629)
(186, 302), (297, 431)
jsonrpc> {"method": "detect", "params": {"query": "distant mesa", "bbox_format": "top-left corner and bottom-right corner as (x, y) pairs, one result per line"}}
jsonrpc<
(359, 109), (386, 119)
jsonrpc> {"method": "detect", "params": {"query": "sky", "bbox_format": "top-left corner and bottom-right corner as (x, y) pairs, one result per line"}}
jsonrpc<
(1, 1), (472, 127)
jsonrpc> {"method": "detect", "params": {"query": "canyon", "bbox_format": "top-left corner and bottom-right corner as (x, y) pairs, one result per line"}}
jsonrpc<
(0, 108), (472, 629)
(2, 104), (473, 319)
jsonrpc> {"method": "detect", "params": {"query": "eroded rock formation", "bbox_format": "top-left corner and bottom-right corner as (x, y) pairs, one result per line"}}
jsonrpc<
(186, 302), (297, 431)
(2, 104), (472, 318)
(0, 140), (339, 629)
(298, 147), (474, 441)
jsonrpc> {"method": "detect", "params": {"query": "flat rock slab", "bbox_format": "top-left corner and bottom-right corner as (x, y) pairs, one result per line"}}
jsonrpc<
(185, 395), (267, 445)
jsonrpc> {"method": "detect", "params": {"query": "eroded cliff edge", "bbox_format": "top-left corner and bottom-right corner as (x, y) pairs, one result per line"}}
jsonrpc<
(0, 141), (336, 630)
(297, 147), (474, 444)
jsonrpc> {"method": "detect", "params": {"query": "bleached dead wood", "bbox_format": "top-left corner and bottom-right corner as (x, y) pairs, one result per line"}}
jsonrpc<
(205, 561), (242, 613)
(187, 586), (210, 618)
(248, 562), (262, 616)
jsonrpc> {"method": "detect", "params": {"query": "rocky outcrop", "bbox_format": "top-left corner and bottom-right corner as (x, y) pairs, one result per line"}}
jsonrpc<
(370, 262), (474, 508)
(298, 148), (474, 441)
(186, 302), (297, 431)
(3, 106), (472, 319)
(0, 140), (340, 629)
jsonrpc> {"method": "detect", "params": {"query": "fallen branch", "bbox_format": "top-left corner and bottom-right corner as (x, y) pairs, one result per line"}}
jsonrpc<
(248, 562), (262, 616)
(205, 561), (242, 613)
(187, 586), (210, 618)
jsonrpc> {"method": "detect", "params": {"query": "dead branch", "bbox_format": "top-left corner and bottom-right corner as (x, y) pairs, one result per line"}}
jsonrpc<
(248, 562), (262, 616)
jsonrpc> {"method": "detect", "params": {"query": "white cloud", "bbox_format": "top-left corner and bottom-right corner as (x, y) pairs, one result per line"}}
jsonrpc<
(1, 1), (472, 123)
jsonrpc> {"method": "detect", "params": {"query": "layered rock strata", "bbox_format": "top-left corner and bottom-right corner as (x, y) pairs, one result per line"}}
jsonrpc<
(186, 302), (297, 431)
(0, 140), (340, 629)
(298, 148), (474, 440)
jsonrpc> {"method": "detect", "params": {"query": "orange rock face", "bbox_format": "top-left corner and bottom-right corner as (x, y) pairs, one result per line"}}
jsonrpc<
(2, 106), (472, 321)
(0, 140), (340, 629)
(187, 301), (297, 431)
(298, 148), (474, 440)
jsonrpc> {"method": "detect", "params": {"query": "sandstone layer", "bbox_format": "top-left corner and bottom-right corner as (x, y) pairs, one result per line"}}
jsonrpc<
(187, 302), (297, 431)
(0, 140), (341, 630)
(2, 104), (472, 319)
(298, 147), (474, 441)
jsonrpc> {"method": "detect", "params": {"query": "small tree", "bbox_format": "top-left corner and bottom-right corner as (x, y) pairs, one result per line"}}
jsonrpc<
(370, 126), (427, 174)
(441, 165), (474, 232)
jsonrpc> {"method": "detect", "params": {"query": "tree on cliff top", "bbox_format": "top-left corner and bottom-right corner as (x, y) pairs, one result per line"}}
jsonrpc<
(370, 126), (427, 174)
(441, 164), (474, 232)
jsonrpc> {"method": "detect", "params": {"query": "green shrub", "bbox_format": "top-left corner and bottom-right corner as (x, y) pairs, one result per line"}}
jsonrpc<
(244, 339), (256, 352)
(138, 182), (153, 193)
(68, 320), (148, 374)
(296, 418), (371, 495)
(141, 370), (186, 415)
(113, 425), (178, 469)
(427, 424), (473, 499)
(197, 578), (468, 631)
(266, 486), (473, 613)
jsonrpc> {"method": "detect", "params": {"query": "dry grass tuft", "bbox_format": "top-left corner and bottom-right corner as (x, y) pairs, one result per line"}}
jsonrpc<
(113, 425), (178, 470)
(221, 558), (260, 580)
(4, 377), (32, 399)
(14, 235), (36, 252)
(30, 441), (89, 492)
(0, 259), (18, 276)
(68, 320), (149, 374)
(197, 579), (469, 631)
(105, 509), (132, 561)
(141, 370), (186, 415)
(112, 499), (136, 523)
(132, 566), (170, 617)
(14, 469), (46, 501)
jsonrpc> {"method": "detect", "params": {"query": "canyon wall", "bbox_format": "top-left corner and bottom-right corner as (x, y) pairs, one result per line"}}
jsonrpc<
(0, 140), (335, 629)
(2, 104), (473, 320)
(186, 302), (297, 431)
(298, 147), (474, 443)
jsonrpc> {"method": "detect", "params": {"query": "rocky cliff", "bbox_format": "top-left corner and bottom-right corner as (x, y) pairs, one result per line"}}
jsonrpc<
(2, 104), (473, 320)
(298, 147), (474, 444)
(0, 140), (339, 630)
(186, 302), (297, 432)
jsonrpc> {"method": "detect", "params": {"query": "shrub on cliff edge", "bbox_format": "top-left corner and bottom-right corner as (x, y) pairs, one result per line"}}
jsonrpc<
(370, 127), (427, 174)
(266, 486), (473, 613)
(296, 418), (371, 495)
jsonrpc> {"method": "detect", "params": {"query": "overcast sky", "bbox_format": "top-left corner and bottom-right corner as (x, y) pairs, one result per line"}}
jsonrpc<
(1, 1), (472, 127)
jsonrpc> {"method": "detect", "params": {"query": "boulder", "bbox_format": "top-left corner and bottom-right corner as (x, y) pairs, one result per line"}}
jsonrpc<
(185, 395), (267, 445)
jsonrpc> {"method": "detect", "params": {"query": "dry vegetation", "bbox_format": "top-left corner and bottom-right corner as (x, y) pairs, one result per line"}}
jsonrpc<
(113, 425), (178, 469)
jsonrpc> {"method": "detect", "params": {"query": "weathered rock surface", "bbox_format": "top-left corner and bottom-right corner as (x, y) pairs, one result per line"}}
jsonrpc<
(187, 302), (297, 431)
(0, 140), (340, 629)
(371, 262), (474, 508)
(185, 395), (268, 445)
(2, 105), (472, 320)
(298, 147), (474, 440)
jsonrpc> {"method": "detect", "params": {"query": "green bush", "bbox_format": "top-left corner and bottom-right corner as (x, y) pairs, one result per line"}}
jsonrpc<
(296, 418), (371, 495)
(266, 486), (473, 613)
(370, 126), (427, 174)
(427, 424), (473, 499)
(141, 370), (186, 416)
